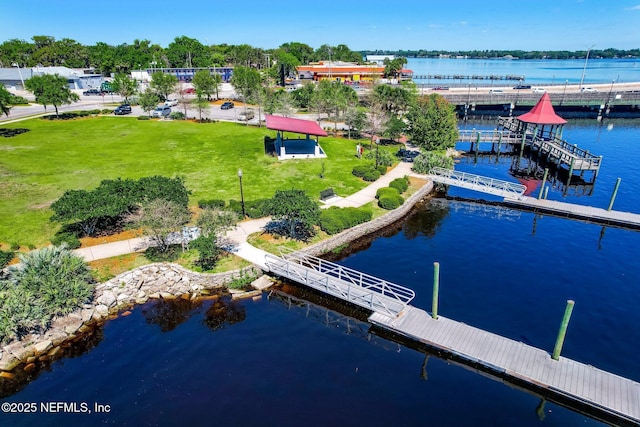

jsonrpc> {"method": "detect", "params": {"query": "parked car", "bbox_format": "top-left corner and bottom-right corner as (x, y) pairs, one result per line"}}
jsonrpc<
(221, 101), (234, 110)
(114, 104), (132, 115)
(513, 84), (531, 90)
(164, 98), (178, 106)
(581, 87), (598, 93)
(489, 89), (504, 94)
(432, 86), (449, 91)
(532, 87), (547, 93)
(238, 109), (255, 121)
(152, 105), (172, 118)
(82, 89), (103, 96)
(184, 88), (196, 94)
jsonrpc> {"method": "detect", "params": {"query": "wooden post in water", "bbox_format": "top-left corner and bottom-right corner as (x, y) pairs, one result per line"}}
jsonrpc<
(538, 168), (549, 200)
(607, 178), (621, 211)
(552, 300), (575, 361)
(432, 262), (440, 320)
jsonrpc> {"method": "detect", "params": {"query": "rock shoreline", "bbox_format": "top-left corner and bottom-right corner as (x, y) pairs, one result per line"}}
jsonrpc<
(0, 179), (434, 376)
(0, 263), (262, 374)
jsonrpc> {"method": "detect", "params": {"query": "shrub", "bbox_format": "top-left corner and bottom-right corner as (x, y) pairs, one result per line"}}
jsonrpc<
(8, 94), (29, 105)
(198, 199), (226, 209)
(50, 232), (81, 249)
(377, 165), (387, 175)
(170, 111), (185, 120)
(319, 207), (372, 235)
(228, 198), (271, 219)
(137, 115), (150, 120)
(362, 169), (381, 182)
(389, 177), (409, 193)
(376, 187), (400, 199)
(378, 193), (404, 210)
(101, 108), (112, 114)
(0, 249), (14, 268)
(352, 165), (370, 178)
(0, 245), (94, 344)
(412, 151), (454, 174)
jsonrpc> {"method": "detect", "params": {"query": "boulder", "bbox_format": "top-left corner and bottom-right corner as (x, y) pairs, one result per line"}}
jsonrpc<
(4, 342), (34, 362)
(97, 290), (117, 307)
(0, 351), (20, 371)
(94, 305), (109, 318)
(34, 340), (53, 356)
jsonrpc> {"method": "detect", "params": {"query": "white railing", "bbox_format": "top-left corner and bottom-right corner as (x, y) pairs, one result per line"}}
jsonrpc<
(428, 167), (527, 199)
(264, 252), (415, 318)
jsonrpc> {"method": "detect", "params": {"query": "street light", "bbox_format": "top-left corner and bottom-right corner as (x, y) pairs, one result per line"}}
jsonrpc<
(238, 169), (246, 218)
(579, 44), (595, 91)
(11, 62), (24, 89)
(561, 80), (568, 105)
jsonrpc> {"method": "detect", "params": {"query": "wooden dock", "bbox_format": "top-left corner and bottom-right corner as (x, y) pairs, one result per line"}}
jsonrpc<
(504, 196), (640, 229)
(369, 306), (640, 426)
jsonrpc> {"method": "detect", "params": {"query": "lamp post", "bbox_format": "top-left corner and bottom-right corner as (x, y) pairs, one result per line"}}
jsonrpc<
(238, 169), (246, 218)
(375, 138), (380, 168)
(579, 44), (595, 91)
(561, 80), (568, 105)
(11, 62), (24, 89)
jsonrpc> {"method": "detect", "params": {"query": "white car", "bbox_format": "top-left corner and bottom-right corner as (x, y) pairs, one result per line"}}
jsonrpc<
(581, 87), (598, 93)
(164, 98), (179, 106)
(532, 87), (546, 93)
(238, 109), (255, 121)
(152, 105), (172, 118)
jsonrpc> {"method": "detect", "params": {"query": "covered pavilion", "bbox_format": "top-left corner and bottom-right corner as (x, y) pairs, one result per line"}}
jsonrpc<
(265, 115), (328, 160)
(515, 93), (568, 140)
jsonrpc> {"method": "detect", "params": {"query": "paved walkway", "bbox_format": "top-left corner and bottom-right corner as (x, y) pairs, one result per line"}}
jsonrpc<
(72, 160), (423, 269)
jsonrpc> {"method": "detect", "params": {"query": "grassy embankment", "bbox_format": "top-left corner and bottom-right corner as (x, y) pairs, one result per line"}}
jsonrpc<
(0, 116), (401, 276)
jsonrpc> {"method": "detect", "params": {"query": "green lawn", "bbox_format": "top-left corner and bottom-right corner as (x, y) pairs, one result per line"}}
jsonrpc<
(0, 116), (392, 247)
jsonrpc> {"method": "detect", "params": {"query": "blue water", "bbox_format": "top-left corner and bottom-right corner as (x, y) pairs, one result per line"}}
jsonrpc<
(2, 119), (640, 426)
(407, 57), (640, 85)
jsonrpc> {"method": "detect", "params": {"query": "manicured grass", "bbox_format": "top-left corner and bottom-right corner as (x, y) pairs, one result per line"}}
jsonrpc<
(0, 116), (391, 247)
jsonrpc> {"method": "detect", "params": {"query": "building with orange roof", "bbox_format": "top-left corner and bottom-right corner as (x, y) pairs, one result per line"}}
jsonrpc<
(296, 61), (413, 84)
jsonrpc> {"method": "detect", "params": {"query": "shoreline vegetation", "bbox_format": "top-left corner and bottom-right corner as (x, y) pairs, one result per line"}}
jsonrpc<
(0, 177), (434, 387)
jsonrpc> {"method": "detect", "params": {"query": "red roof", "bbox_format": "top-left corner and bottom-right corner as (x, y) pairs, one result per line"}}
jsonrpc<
(265, 115), (328, 136)
(517, 93), (567, 125)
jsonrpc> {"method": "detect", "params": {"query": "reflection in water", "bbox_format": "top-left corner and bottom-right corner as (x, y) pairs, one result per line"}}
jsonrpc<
(202, 298), (246, 331)
(0, 327), (105, 398)
(402, 199), (450, 239)
(142, 298), (204, 332)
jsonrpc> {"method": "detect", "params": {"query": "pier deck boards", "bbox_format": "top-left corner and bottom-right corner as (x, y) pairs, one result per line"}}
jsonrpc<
(369, 306), (640, 425)
(504, 196), (640, 229)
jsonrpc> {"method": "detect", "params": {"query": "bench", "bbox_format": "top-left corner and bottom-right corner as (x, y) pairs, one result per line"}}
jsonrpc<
(320, 188), (337, 202)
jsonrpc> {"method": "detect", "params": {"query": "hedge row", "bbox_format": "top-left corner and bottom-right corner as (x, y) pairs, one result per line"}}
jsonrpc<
(376, 176), (409, 210)
(352, 164), (387, 182)
(319, 206), (373, 235)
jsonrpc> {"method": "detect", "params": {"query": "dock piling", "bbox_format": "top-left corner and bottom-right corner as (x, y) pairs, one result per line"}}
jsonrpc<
(552, 300), (575, 361)
(538, 168), (549, 200)
(432, 262), (440, 320)
(607, 178), (621, 211)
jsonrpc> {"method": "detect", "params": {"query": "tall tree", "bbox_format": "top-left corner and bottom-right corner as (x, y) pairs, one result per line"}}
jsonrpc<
(266, 189), (320, 241)
(230, 66), (262, 125)
(24, 74), (79, 117)
(383, 56), (408, 80)
(150, 71), (178, 100)
(139, 88), (160, 116)
(405, 93), (458, 151)
(166, 36), (208, 68)
(192, 69), (216, 100)
(128, 199), (191, 252)
(0, 85), (12, 117)
(110, 73), (137, 102)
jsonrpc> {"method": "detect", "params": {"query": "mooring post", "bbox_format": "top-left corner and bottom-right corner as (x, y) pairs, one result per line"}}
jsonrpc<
(552, 300), (575, 361)
(538, 168), (549, 200)
(607, 178), (621, 211)
(432, 262), (440, 320)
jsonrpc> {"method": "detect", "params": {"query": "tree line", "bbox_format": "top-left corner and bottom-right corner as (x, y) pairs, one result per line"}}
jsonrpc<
(0, 36), (364, 75)
(362, 48), (640, 60)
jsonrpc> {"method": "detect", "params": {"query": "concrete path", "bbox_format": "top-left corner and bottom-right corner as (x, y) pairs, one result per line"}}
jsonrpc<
(72, 160), (423, 268)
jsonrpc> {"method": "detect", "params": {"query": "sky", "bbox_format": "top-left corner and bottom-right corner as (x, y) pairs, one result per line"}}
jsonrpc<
(1, 0), (639, 51)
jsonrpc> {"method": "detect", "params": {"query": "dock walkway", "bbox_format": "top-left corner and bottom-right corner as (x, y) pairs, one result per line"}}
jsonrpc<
(369, 306), (640, 426)
(504, 196), (640, 229)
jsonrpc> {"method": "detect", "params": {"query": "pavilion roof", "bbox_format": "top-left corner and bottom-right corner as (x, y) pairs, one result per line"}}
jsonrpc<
(517, 93), (567, 125)
(265, 115), (328, 136)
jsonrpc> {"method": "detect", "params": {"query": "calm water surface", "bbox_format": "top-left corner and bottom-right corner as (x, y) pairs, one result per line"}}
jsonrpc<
(2, 119), (640, 427)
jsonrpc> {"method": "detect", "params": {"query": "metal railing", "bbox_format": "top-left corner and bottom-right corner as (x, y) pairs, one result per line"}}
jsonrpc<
(428, 167), (527, 199)
(264, 251), (415, 318)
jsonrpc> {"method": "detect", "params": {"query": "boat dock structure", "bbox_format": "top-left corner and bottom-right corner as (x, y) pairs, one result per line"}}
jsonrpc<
(259, 248), (640, 426)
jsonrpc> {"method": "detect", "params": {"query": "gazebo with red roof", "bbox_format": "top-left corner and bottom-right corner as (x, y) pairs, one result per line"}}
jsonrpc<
(265, 115), (328, 160)
(514, 93), (567, 140)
